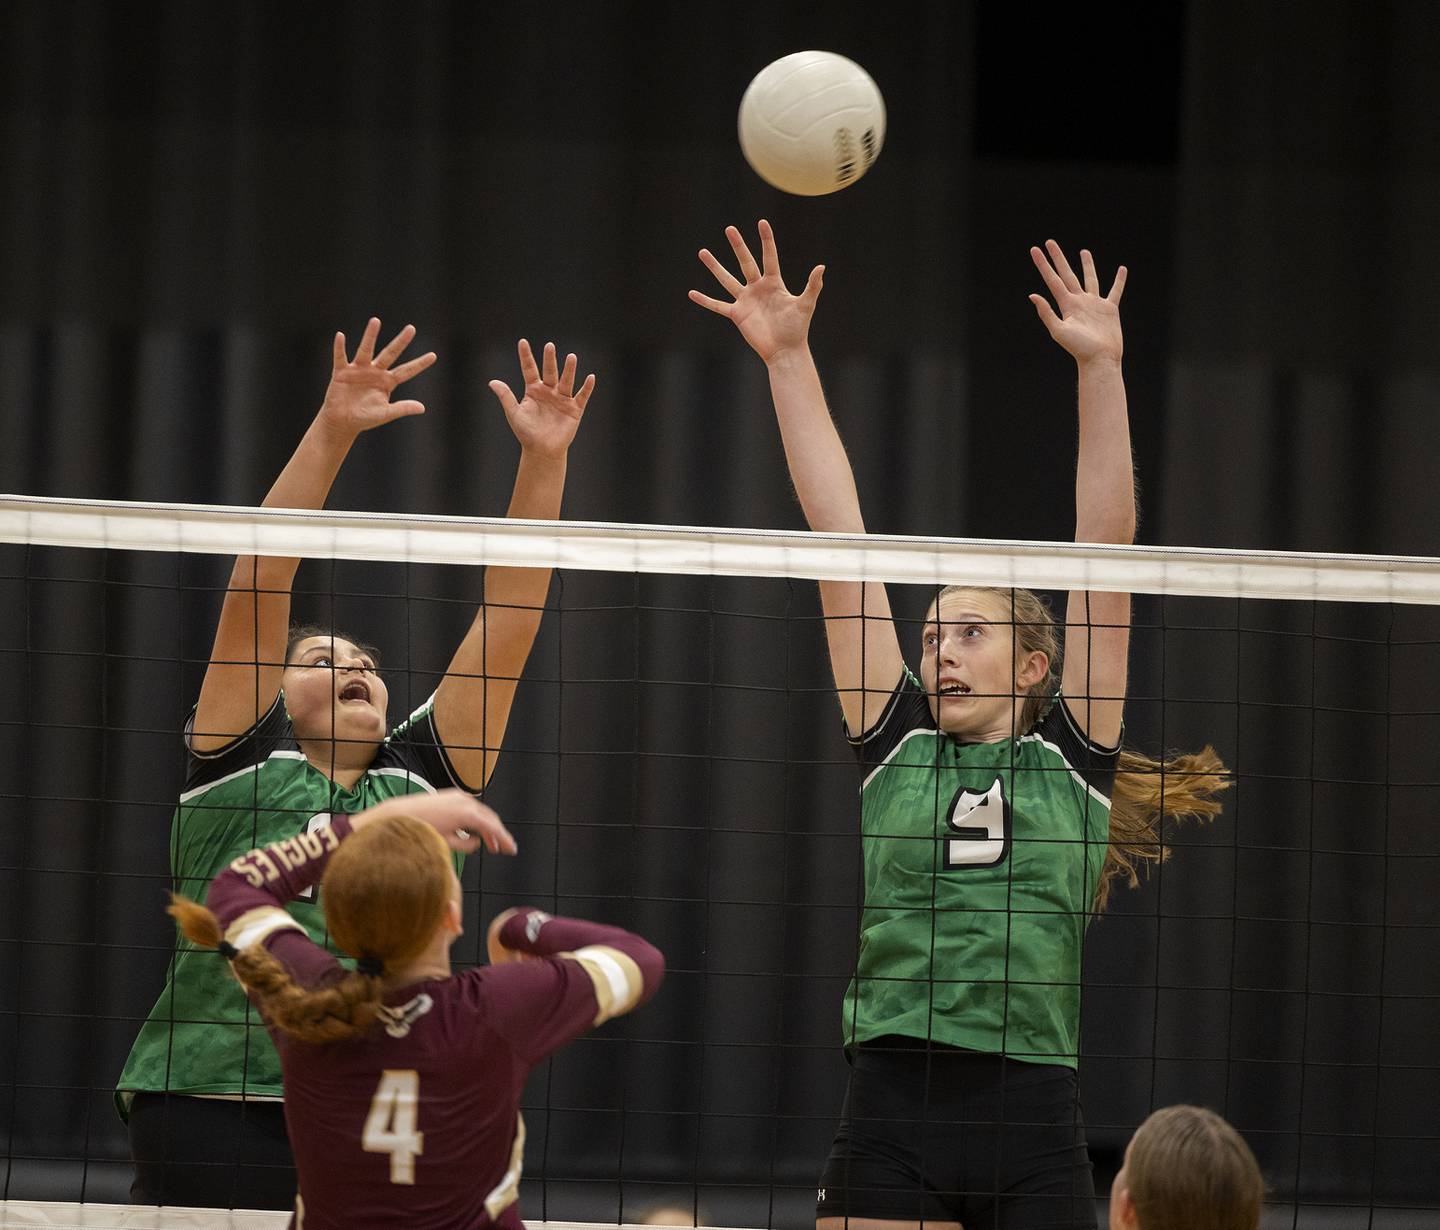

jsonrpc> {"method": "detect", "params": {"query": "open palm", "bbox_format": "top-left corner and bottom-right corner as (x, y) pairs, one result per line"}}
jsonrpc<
(689, 220), (824, 363)
(488, 339), (595, 461)
(1029, 240), (1127, 364)
(319, 318), (437, 436)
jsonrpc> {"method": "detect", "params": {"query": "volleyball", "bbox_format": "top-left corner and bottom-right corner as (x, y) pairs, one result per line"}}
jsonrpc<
(737, 51), (886, 196)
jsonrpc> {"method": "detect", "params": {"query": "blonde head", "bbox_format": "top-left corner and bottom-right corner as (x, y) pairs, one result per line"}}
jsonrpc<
(1121, 1105), (1263, 1230)
(928, 585), (1060, 734)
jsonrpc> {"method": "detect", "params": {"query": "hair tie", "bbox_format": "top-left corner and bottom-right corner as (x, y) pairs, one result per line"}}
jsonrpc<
(217, 941), (239, 960)
(356, 955), (384, 978)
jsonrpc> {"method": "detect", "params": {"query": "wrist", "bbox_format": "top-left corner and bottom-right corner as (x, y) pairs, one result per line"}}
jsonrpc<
(309, 413), (361, 452)
(518, 444), (570, 469)
(764, 343), (814, 373)
(1075, 353), (1123, 377)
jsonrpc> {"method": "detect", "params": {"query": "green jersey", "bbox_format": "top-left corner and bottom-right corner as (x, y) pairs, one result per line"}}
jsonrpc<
(115, 693), (471, 1118)
(843, 669), (1117, 1067)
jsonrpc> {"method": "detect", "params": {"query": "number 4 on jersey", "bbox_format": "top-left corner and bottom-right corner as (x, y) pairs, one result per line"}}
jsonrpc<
(364, 1069), (424, 1184)
(944, 777), (1009, 869)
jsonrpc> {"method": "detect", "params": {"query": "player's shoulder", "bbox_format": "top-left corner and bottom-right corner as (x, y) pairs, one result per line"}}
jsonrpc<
(376, 693), (481, 794)
(1027, 695), (1120, 762)
(1020, 695), (1120, 800)
(183, 692), (290, 761)
(179, 696), (303, 802)
(849, 666), (936, 765)
(384, 693), (439, 746)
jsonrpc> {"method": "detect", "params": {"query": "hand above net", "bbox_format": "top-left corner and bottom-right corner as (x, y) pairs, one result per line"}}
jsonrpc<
(318, 317), (438, 440)
(487, 338), (596, 462)
(1028, 240), (1127, 366)
(689, 219), (825, 365)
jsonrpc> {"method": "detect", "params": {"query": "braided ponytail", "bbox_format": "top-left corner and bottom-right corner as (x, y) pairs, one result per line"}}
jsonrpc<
(166, 811), (455, 1044)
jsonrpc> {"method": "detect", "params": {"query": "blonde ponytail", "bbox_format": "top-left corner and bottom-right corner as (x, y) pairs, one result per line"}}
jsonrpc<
(1100, 746), (1231, 912)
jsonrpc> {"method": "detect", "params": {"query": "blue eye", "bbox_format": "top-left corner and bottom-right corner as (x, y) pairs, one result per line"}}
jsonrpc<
(313, 656), (332, 668)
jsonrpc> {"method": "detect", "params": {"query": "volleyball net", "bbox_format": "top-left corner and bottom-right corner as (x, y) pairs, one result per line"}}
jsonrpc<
(2, 495), (1438, 1229)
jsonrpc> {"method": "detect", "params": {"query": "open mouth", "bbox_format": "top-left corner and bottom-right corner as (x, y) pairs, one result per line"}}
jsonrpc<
(339, 680), (372, 704)
(939, 682), (972, 697)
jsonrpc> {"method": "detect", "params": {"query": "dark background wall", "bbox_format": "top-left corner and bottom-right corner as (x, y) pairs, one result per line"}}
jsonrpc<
(2, 1), (1437, 1223)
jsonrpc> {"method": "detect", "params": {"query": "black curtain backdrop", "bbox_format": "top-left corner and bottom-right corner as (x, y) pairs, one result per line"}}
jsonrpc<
(2, 1), (1437, 1223)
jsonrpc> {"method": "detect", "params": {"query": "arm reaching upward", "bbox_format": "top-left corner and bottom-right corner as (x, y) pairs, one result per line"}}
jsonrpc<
(690, 220), (904, 737)
(1029, 240), (1134, 747)
(432, 339), (595, 789)
(191, 320), (436, 753)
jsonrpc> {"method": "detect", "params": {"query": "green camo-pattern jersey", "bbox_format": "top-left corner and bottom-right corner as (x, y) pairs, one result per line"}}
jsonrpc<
(842, 669), (1118, 1067)
(115, 693), (470, 1119)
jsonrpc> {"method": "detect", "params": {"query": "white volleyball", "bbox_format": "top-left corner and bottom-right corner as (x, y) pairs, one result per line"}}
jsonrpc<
(738, 51), (886, 196)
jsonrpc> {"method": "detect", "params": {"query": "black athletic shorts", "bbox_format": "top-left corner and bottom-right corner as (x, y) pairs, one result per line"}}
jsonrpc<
(128, 1093), (296, 1210)
(817, 1038), (1095, 1230)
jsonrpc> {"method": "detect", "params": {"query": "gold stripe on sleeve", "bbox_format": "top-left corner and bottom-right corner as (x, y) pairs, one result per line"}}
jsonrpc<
(224, 905), (305, 952)
(567, 945), (644, 1025)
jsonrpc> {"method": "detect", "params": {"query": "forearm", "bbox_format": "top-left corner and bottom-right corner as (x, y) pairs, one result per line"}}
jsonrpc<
(232, 416), (358, 584)
(1073, 357), (1135, 544)
(766, 348), (867, 534)
(459, 450), (566, 676)
(263, 414), (358, 511)
(483, 449), (566, 609)
(431, 450), (565, 786)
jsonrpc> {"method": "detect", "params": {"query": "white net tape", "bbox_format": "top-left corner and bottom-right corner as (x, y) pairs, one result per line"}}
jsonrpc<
(3, 495), (1438, 603)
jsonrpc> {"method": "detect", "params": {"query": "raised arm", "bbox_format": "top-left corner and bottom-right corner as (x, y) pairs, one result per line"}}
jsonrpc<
(190, 320), (436, 753)
(1029, 241), (1134, 747)
(690, 220), (904, 737)
(431, 339), (595, 789)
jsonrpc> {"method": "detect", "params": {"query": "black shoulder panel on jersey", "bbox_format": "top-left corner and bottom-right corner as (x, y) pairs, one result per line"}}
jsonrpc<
(380, 698), (483, 796)
(181, 693), (293, 792)
(1033, 695), (1121, 797)
(848, 669), (934, 770)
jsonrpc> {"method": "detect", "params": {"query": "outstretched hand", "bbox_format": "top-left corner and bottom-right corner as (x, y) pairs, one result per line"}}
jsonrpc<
(319, 318), (437, 437)
(689, 219), (824, 363)
(488, 339), (595, 461)
(353, 788), (517, 856)
(1029, 241), (1127, 365)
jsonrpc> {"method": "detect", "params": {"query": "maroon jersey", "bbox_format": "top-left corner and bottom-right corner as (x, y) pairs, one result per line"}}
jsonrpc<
(206, 816), (663, 1230)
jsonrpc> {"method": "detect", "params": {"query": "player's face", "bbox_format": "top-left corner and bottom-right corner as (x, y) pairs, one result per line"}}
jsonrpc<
(283, 635), (388, 747)
(919, 590), (1034, 740)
